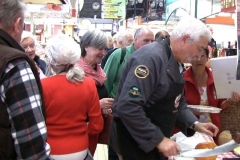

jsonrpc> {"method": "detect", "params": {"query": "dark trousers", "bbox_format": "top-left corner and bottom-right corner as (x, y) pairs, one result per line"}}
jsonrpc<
(108, 145), (119, 160)
(115, 119), (166, 160)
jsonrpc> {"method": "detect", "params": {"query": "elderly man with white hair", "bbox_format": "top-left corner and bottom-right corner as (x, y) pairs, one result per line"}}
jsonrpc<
(109, 16), (219, 160)
(0, 0), (51, 159)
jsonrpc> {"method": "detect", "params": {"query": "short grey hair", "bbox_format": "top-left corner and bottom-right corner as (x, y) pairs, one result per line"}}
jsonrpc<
(117, 30), (133, 44)
(0, 0), (26, 30)
(46, 33), (84, 83)
(171, 16), (211, 43)
(80, 29), (108, 57)
(134, 27), (152, 38)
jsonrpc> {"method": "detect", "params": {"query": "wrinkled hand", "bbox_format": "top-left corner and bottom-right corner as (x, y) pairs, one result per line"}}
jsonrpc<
(228, 92), (240, 102)
(156, 137), (181, 157)
(102, 108), (112, 115)
(34, 62), (40, 74)
(194, 122), (219, 137)
(99, 98), (114, 109)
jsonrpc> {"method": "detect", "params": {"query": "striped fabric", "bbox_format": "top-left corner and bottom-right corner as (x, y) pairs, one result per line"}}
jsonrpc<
(1, 58), (51, 159)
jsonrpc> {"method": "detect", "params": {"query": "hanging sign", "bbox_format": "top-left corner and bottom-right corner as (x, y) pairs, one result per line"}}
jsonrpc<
(102, 0), (125, 19)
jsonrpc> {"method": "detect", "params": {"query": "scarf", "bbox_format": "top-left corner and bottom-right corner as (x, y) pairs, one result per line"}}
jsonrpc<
(76, 57), (107, 86)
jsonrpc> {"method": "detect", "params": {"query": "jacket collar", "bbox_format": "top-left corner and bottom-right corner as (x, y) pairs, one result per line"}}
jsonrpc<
(0, 29), (24, 52)
(160, 37), (184, 83)
(167, 54), (185, 83)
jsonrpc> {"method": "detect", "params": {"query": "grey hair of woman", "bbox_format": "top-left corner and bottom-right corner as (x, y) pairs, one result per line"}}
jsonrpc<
(80, 29), (108, 57)
(171, 16), (211, 43)
(0, 0), (26, 31)
(46, 34), (85, 83)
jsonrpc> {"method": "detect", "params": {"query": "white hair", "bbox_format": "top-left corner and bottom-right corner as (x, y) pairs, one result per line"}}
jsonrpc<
(117, 30), (133, 45)
(20, 31), (36, 43)
(46, 33), (84, 83)
(171, 16), (211, 42)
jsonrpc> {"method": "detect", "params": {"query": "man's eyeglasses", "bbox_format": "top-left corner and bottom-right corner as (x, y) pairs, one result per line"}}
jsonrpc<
(196, 46), (206, 55)
(189, 38), (208, 55)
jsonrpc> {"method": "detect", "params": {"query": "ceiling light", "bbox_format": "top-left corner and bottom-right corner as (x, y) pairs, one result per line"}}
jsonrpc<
(80, 19), (92, 26)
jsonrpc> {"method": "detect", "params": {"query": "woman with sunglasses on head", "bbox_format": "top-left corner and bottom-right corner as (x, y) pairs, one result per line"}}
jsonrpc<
(182, 48), (239, 144)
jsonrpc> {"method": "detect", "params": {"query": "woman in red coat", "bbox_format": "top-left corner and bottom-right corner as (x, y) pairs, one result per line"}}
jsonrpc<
(183, 48), (239, 144)
(41, 34), (103, 160)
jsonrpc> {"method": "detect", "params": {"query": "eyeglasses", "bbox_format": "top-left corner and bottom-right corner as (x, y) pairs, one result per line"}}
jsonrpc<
(196, 45), (206, 55)
(21, 43), (36, 51)
(189, 38), (207, 55)
(192, 54), (208, 61)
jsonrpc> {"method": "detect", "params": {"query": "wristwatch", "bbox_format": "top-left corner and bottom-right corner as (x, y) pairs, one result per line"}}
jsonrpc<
(192, 121), (199, 131)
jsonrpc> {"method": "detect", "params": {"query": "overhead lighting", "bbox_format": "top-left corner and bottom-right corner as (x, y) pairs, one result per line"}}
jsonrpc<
(80, 19), (92, 26)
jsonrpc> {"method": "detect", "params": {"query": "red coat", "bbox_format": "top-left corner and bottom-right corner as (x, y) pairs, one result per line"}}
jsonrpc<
(183, 67), (225, 144)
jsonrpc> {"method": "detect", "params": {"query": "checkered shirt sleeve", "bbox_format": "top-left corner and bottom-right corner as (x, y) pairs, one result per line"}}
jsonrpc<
(0, 58), (52, 160)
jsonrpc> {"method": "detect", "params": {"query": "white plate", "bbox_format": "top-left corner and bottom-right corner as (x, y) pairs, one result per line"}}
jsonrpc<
(187, 105), (222, 113)
(233, 146), (240, 156)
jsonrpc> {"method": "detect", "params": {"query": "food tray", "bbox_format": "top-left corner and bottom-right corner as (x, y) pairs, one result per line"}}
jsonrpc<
(187, 105), (222, 113)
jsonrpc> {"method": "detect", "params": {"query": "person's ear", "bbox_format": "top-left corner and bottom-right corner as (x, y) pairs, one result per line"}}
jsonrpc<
(84, 46), (89, 51)
(119, 40), (123, 46)
(14, 17), (23, 35)
(180, 35), (191, 46)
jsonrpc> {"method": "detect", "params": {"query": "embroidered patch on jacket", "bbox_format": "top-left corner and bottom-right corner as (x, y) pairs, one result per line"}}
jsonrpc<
(174, 94), (181, 108)
(128, 86), (141, 98)
(134, 65), (149, 78)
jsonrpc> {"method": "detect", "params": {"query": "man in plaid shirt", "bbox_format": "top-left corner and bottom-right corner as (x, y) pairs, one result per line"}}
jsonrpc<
(0, 0), (52, 159)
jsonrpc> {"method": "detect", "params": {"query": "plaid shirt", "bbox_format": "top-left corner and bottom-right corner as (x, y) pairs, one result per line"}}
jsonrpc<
(0, 58), (52, 160)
